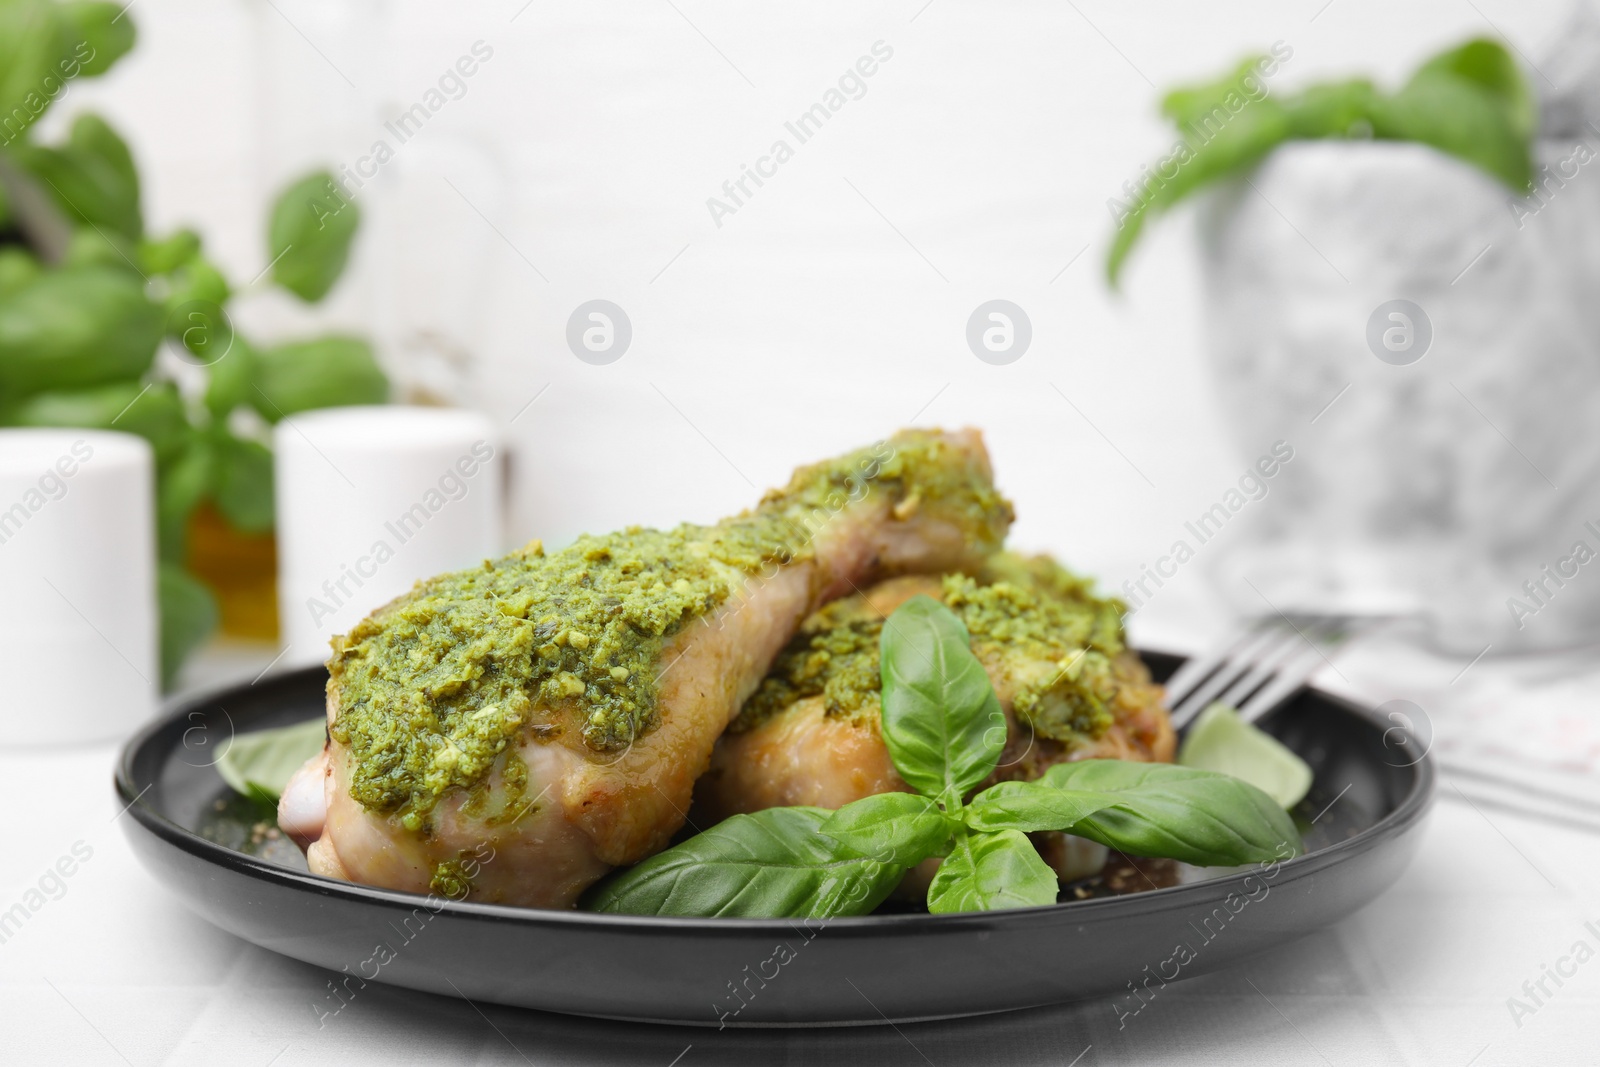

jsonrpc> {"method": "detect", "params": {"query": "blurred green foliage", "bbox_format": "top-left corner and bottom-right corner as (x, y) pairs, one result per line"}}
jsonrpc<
(0, 0), (390, 686)
(1107, 38), (1538, 285)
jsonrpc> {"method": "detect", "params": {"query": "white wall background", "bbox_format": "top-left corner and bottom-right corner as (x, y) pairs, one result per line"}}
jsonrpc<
(53, 0), (1573, 647)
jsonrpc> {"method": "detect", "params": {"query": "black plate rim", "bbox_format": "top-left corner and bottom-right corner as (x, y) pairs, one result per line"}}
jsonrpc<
(115, 656), (1435, 935)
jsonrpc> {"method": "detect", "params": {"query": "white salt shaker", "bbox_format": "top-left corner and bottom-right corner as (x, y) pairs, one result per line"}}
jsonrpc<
(0, 429), (157, 745)
(274, 406), (503, 668)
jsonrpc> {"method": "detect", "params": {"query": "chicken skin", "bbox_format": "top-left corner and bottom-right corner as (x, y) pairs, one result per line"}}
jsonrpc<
(280, 429), (1014, 907)
(693, 555), (1175, 885)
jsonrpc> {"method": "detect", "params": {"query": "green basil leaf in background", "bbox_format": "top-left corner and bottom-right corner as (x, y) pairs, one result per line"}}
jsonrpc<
(1409, 37), (1536, 143)
(1107, 95), (1290, 286)
(819, 791), (955, 867)
(926, 829), (1059, 914)
(138, 228), (200, 275)
(1106, 37), (1535, 286)
(1281, 79), (1383, 139)
(0, 0), (69, 142)
(157, 562), (217, 689)
(1177, 703), (1314, 809)
(1159, 56), (1272, 129)
(249, 335), (387, 421)
(268, 169), (359, 302)
(217, 717), (325, 804)
(56, 0), (138, 78)
(0, 266), (161, 395)
(163, 255), (230, 311)
(209, 432), (274, 533)
(163, 257), (234, 364)
(878, 595), (1006, 805)
(963, 778), (1120, 835)
(64, 224), (139, 272)
(0, 246), (40, 295)
(583, 807), (901, 918)
(12, 113), (143, 238)
(2, 379), (188, 460)
(1036, 760), (1303, 866)
(203, 332), (257, 417)
(1374, 67), (1532, 192)
(157, 437), (212, 561)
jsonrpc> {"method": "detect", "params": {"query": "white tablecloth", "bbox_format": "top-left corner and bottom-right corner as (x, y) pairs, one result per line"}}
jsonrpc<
(4, 636), (1598, 1066)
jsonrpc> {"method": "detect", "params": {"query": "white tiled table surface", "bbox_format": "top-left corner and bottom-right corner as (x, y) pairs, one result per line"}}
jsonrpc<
(3, 639), (1597, 1066)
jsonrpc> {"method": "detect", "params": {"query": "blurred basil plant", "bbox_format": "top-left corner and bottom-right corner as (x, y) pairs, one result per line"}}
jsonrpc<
(0, 0), (389, 685)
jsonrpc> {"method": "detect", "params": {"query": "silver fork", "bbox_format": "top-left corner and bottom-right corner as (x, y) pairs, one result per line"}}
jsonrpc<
(1163, 614), (1367, 731)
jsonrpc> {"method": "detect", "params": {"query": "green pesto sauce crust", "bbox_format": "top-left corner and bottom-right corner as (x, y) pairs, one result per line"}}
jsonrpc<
(328, 431), (1011, 823)
(733, 555), (1128, 745)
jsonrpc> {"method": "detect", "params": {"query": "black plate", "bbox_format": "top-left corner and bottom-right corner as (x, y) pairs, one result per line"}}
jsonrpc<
(115, 654), (1432, 1027)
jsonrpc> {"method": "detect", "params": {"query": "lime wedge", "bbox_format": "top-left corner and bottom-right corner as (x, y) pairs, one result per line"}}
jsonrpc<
(1178, 703), (1313, 809)
(217, 717), (327, 803)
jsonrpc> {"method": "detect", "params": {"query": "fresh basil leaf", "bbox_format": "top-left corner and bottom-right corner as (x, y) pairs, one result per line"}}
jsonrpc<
(926, 830), (1058, 914)
(0, 266), (161, 396)
(0, 0), (69, 141)
(1107, 96), (1291, 286)
(963, 778), (1118, 835)
(268, 170), (359, 302)
(217, 717), (326, 803)
(1408, 38), (1535, 143)
(1178, 703), (1313, 809)
(1106, 38), (1536, 286)
(63, 225), (139, 274)
(878, 595), (1005, 805)
(3, 379), (187, 461)
(584, 807), (902, 918)
(1160, 56), (1272, 129)
(164, 255), (231, 320)
(820, 791), (955, 867)
(1037, 760), (1303, 866)
(58, 1), (138, 78)
(1282, 79), (1383, 139)
(157, 437), (212, 561)
(157, 563), (216, 689)
(0, 247), (40, 295)
(203, 332), (257, 418)
(209, 432), (274, 533)
(250, 335), (387, 421)
(138, 229), (201, 275)
(1374, 72), (1531, 192)
(13, 113), (143, 238)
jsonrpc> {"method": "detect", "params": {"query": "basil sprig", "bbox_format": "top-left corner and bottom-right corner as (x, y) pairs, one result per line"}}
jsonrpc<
(1107, 38), (1535, 285)
(584, 596), (1304, 918)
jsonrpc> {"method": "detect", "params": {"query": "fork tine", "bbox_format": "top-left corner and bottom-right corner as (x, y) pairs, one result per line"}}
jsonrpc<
(1214, 618), (1339, 711)
(1169, 624), (1304, 727)
(1236, 629), (1345, 722)
(1163, 619), (1275, 708)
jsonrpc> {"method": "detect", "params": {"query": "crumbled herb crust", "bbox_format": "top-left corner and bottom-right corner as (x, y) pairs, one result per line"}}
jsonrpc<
(328, 431), (1012, 823)
(733, 554), (1129, 745)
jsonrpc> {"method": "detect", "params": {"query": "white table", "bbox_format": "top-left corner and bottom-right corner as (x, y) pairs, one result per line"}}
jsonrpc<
(4, 639), (1597, 1066)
